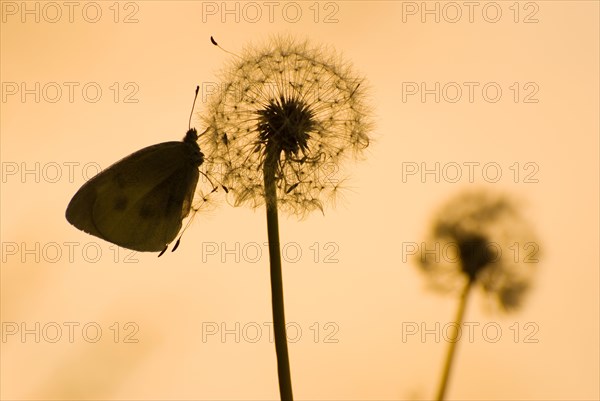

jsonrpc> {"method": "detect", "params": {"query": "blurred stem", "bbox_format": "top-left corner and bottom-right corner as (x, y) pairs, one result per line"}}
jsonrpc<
(436, 280), (473, 401)
(263, 150), (293, 401)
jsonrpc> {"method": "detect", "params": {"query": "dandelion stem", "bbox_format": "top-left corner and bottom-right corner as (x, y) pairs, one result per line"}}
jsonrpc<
(264, 150), (294, 401)
(436, 280), (473, 401)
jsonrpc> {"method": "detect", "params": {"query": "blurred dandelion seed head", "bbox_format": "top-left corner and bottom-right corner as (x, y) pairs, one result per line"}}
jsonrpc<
(417, 189), (540, 311)
(201, 35), (373, 216)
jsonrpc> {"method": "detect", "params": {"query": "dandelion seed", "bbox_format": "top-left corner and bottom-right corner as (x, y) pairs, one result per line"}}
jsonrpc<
(201, 34), (372, 217)
(417, 189), (540, 310)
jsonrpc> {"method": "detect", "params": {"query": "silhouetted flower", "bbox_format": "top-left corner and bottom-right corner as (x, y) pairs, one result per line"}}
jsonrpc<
(416, 189), (540, 311)
(201, 35), (372, 216)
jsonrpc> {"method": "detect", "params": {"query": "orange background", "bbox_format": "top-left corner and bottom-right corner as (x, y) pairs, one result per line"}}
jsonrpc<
(1, 1), (598, 400)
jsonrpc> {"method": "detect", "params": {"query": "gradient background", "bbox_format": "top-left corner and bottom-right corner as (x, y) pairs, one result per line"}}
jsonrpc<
(1, 1), (598, 400)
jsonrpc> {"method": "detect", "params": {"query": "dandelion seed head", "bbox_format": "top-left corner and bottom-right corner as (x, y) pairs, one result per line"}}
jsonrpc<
(201, 34), (372, 216)
(416, 189), (540, 311)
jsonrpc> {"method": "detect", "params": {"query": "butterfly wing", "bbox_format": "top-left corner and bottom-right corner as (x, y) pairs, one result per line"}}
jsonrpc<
(66, 140), (202, 252)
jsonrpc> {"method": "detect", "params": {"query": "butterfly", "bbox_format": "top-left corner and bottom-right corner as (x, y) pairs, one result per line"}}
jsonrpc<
(66, 87), (208, 256)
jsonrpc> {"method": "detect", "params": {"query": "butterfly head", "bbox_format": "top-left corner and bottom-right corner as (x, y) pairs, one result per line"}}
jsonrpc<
(183, 128), (204, 167)
(184, 128), (198, 142)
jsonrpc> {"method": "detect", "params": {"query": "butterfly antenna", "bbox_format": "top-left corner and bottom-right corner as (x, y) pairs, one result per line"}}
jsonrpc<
(211, 36), (241, 59)
(189, 85), (200, 130)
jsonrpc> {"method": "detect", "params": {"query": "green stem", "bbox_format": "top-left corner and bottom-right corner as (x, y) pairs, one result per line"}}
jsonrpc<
(436, 280), (473, 401)
(263, 152), (293, 401)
